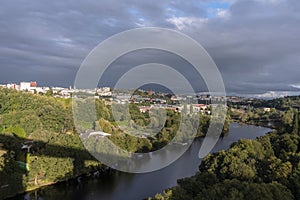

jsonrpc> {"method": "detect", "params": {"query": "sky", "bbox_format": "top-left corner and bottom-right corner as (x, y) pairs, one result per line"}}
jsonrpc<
(0, 0), (300, 97)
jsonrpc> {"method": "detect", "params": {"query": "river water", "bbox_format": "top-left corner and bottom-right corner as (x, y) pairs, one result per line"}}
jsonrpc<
(16, 123), (271, 200)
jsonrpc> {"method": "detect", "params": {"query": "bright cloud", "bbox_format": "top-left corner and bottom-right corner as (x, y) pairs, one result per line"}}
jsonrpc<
(166, 17), (208, 30)
(216, 8), (231, 18)
(290, 84), (300, 89)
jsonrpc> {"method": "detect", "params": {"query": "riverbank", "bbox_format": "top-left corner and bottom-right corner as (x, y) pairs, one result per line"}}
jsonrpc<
(232, 119), (276, 129)
(5, 165), (114, 200)
(4, 125), (230, 199)
(149, 122), (300, 200)
(12, 123), (271, 200)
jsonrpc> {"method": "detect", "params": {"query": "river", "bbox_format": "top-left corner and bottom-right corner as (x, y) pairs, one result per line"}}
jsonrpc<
(15, 123), (271, 200)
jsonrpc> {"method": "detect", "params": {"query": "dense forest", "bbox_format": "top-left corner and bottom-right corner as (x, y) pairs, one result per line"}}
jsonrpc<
(229, 96), (300, 112)
(0, 88), (103, 199)
(0, 88), (229, 199)
(150, 99), (300, 200)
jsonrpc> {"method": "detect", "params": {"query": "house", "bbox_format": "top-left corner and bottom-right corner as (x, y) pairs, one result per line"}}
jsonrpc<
(88, 131), (111, 138)
(19, 81), (39, 93)
(139, 106), (151, 113)
(30, 81), (37, 87)
(192, 104), (208, 112)
(6, 83), (19, 90)
(20, 82), (31, 91)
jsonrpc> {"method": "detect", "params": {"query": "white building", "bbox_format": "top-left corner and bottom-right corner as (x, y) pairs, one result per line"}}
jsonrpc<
(36, 87), (49, 94)
(20, 82), (31, 91)
(6, 83), (19, 90)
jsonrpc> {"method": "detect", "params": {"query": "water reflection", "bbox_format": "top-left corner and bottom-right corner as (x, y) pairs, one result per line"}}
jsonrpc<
(15, 123), (271, 200)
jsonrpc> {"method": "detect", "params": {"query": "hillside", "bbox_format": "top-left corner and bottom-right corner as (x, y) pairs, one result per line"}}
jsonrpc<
(0, 88), (230, 199)
(150, 97), (300, 200)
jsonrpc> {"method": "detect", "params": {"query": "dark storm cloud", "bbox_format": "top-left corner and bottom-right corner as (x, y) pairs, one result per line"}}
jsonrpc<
(0, 0), (299, 96)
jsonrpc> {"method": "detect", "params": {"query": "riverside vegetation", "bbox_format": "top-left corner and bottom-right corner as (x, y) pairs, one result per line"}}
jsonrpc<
(149, 97), (300, 200)
(0, 88), (229, 199)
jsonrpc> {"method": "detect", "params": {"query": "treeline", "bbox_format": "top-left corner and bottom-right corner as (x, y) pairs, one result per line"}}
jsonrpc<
(150, 131), (300, 200)
(229, 95), (300, 111)
(230, 105), (299, 134)
(74, 97), (230, 153)
(254, 96), (300, 111)
(0, 88), (101, 199)
(150, 99), (300, 200)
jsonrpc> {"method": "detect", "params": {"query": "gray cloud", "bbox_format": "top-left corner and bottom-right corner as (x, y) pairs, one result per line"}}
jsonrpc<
(182, 0), (300, 94)
(0, 0), (299, 95)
